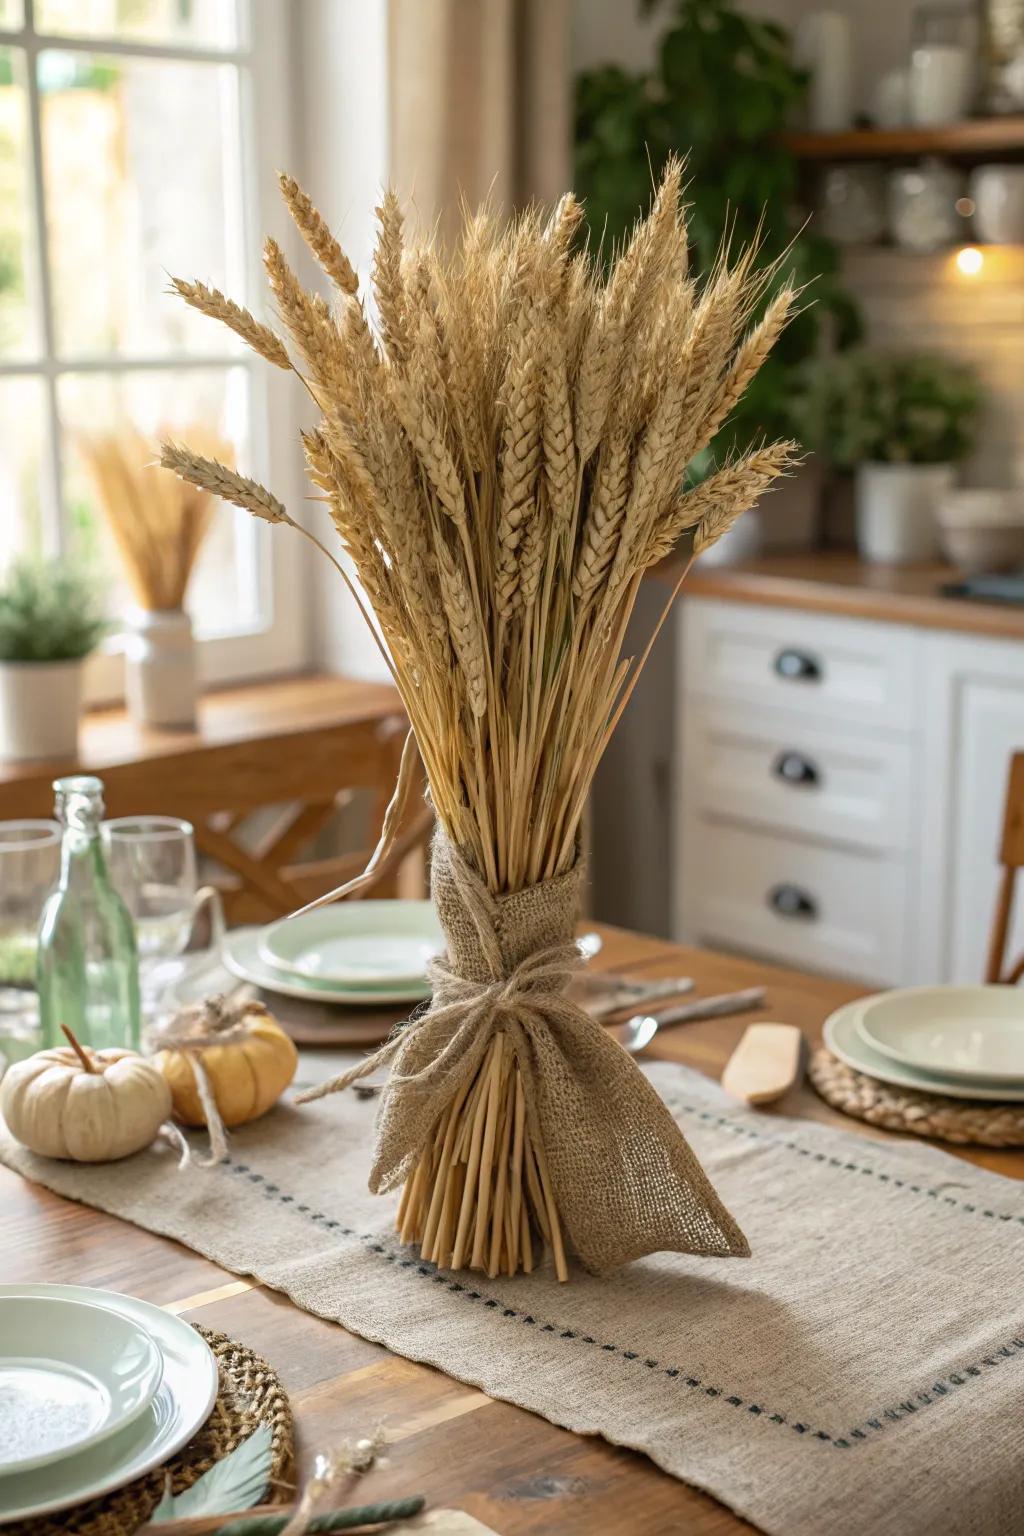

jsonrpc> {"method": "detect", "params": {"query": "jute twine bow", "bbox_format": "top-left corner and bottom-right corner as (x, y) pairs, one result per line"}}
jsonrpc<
(299, 829), (750, 1275)
(150, 995), (269, 1167)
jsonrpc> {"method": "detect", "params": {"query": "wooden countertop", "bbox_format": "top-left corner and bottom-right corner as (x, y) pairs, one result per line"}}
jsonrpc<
(656, 551), (1024, 642)
(0, 671), (404, 787)
(5, 928), (1021, 1535)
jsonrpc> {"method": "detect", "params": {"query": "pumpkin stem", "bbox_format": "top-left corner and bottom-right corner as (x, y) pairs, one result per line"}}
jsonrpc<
(61, 1024), (97, 1074)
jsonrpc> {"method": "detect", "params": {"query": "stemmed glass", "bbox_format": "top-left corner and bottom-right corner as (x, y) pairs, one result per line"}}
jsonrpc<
(0, 821), (61, 1061)
(103, 817), (224, 1013)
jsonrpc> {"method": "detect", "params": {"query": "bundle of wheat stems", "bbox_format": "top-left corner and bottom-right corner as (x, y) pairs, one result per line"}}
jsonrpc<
(162, 160), (797, 1280)
(81, 426), (228, 612)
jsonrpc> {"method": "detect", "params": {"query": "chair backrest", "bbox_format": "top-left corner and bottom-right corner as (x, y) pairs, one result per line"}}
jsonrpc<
(985, 752), (1024, 985)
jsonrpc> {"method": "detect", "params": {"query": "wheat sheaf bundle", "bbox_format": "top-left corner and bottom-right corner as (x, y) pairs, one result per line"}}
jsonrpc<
(81, 425), (229, 612)
(163, 161), (797, 1280)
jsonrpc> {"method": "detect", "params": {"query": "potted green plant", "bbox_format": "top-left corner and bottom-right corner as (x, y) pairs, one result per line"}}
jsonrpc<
(0, 561), (106, 760)
(794, 350), (982, 564)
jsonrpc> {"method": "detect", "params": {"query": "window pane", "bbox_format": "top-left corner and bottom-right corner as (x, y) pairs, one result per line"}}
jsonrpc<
(57, 365), (262, 637)
(0, 3), (24, 28)
(0, 376), (48, 569)
(40, 50), (245, 357)
(0, 47), (41, 359)
(35, 1), (240, 48)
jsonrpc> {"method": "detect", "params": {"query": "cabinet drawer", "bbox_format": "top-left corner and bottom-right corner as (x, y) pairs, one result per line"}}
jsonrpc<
(688, 702), (913, 852)
(686, 818), (907, 984)
(682, 599), (919, 733)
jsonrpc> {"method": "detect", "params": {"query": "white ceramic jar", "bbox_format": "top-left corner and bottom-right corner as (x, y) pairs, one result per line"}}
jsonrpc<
(0, 659), (84, 760)
(855, 463), (953, 564)
(970, 164), (1024, 242)
(124, 609), (198, 729)
(909, 44), (974, 123)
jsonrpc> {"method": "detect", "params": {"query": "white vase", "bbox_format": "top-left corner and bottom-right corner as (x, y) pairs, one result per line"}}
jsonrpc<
(855, 462), (953, 564)
(0, 658), (84, 761)
(124, 609), (198, 729)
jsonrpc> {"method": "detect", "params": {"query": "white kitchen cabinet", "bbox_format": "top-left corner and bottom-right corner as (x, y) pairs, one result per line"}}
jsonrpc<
(917, 633), (1024, 984)
(674, 598), (1024, 987)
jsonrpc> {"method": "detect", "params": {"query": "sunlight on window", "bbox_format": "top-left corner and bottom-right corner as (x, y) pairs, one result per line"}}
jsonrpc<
(0, 376), (47, 569)
(35, 0), (240, 49)
(39, 50), (244, 357)
(0, 47), (40, 359)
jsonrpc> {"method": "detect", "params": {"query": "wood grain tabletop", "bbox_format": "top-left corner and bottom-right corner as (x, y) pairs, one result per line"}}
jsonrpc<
(4, 926), (1021, 1535)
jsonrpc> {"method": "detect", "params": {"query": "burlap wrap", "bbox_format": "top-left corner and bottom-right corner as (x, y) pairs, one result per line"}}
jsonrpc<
(304, 830), (749, 1274)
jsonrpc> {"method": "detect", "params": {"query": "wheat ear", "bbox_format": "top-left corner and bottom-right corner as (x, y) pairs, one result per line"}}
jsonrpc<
(168, 277), (291, 370)
(278, 172), (360, 296)
(159, 443), (286, 522)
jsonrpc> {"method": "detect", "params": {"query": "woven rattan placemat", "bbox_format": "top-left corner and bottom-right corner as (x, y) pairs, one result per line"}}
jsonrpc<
(9, 1326), (294, 1536)
(809, 1048), (1024, 1147)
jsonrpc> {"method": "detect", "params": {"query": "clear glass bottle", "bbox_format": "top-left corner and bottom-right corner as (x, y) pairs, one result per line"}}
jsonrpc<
(37, 776), (141, 1051)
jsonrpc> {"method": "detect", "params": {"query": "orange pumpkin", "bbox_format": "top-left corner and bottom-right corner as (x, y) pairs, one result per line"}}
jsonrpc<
(157, 1003), (297, 1129)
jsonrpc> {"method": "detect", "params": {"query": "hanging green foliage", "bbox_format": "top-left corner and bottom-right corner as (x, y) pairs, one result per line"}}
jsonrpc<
(574, 0), (861, 471)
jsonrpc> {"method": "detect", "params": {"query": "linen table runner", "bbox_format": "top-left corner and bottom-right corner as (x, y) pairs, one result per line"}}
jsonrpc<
(2, 1059), (1021, 1536)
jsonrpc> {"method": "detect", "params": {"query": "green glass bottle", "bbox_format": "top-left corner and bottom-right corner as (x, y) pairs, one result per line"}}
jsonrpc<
(37, 775), (141, 1051)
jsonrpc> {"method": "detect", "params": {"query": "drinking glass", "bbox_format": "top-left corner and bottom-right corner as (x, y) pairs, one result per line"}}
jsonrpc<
(103, 817), (224, 1010)
(0, 821), (61, 1061)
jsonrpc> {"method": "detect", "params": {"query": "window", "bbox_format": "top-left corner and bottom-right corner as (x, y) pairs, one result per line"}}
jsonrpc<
(0, 0), (307, 696)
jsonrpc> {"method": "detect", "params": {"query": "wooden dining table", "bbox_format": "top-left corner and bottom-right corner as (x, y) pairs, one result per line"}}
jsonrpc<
(4, 926), (1022, 1536)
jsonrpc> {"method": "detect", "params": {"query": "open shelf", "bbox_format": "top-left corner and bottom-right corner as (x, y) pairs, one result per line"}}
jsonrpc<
(782, 117), (1024, 161)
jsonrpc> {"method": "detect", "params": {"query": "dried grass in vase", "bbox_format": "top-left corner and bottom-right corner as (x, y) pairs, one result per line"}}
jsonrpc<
(81, 425), (228, 612)
(162, 160), (799, 1281)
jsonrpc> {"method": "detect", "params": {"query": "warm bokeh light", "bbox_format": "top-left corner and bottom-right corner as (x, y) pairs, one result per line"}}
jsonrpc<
(956, 246), (984, 276)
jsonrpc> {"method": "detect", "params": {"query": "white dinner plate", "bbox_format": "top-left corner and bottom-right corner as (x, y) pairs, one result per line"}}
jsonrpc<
(0, 1285), (218, 1524)
(824, 1001), (1024, 1102)
(259, 901), (443, 988)
(854, 986), (1024, 1085)
(223, 927), (432, 1005)
(0, 1297), (162, 1476)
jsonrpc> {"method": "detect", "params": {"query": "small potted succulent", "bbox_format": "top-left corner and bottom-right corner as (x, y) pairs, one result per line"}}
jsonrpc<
(0, 561), (106, 760)
(795, 350), (982, 564)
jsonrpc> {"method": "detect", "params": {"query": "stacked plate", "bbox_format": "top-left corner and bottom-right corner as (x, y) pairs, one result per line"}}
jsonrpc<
(221, 899), (445, 1008)
(824, 985), (1024, 1101)
(0, 1285), (218, 1523)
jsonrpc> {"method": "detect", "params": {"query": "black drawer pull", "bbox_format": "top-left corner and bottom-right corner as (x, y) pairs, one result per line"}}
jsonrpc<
(774, 647), (822, 683)
(768, 883), (818, 921)
(772, 751), (820, 787)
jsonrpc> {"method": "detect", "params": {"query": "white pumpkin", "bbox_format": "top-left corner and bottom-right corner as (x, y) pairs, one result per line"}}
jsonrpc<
(0, 1037), (172, 1162)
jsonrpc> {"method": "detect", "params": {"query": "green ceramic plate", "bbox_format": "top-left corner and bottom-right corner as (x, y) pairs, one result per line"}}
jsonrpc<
(0, 1296), (162, 1477)
(223, 926), (432, 1006)
(0, 1285), (217, 1524)
(258, 900), (443, 989)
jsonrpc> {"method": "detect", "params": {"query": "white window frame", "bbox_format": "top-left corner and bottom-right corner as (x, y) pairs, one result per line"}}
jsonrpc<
(0, 0), (310, 702)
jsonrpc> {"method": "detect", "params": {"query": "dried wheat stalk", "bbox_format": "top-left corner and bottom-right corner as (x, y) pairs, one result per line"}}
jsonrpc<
(163, 159), (797, 1280)
(80, 426), (230, 611)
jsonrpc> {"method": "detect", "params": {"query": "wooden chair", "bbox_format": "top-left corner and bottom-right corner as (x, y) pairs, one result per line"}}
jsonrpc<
(196, 719), (433, 924)
(985, 752), (1024, 984)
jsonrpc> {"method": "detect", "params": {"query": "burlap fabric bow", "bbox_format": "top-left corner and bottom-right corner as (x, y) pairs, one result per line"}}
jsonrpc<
(299, 831), (749, 1275)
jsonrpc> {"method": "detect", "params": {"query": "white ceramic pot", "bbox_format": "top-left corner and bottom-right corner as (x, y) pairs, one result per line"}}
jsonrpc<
(124, 609), (198, 729)
(937, 488), (1024, 573)
(0, 659), (84, 761)
(855, 463), (953, 564)
(970, 165), (1024, 243)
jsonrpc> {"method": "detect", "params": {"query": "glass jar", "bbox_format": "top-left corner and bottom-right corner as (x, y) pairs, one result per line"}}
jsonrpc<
(888, 160), (967, 251)
(37, 775), (141, 1052)
(909, 2), (979, 123)
(818, 164), (888, 246)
